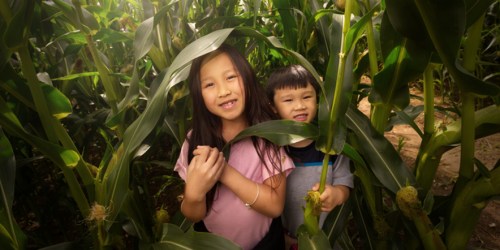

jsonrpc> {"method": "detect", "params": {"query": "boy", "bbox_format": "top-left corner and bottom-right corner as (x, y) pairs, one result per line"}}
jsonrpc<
(266, 65), (354, 249)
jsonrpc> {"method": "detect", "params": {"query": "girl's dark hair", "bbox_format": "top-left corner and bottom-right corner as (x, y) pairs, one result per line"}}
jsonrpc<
(265, 64), (320, 105)
(186, 43), (283, 211)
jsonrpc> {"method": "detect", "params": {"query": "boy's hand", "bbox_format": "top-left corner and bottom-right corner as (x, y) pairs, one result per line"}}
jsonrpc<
(311, 183), (350, 212)
(185, 146), (226, 200)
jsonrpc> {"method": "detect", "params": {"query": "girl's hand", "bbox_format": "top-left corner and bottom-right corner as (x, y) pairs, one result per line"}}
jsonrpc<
(311, 183), (350, 212)
(185, 146), (226, 200)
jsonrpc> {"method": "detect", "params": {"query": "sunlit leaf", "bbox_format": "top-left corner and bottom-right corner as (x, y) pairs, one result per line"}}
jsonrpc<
(41, 84), (72, 120)
(228, 120), (318, 147)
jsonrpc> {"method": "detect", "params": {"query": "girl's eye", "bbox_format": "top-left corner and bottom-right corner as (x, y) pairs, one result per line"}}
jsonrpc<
(204, 82), (214, 88)
(283, 99), (292, 103)
(304, 95), (312, 99)
(227, 75), (237, 81)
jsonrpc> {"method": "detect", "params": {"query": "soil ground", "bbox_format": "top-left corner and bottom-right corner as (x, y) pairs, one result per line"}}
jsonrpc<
(359, 86), (500, 250)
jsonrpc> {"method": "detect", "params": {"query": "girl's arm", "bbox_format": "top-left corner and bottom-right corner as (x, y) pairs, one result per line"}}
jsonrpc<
(219, 166), (286, 218)
(181, 147), (226, 222)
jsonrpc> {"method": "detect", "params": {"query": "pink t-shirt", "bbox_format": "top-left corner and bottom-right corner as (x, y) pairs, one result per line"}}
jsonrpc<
(174, 138), (294, 250)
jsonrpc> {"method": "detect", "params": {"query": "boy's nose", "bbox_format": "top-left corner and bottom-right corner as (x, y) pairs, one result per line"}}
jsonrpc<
(294, 102), (306, 110)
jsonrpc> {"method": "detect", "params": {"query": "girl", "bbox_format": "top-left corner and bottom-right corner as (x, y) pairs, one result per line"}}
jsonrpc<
(174, 44), (294, 250)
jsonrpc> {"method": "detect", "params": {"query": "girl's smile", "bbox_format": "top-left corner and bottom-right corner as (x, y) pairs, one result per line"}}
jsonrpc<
(200, 52), (246, 126)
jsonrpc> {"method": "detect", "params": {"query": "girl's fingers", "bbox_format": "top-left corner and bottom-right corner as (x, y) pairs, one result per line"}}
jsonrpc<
(212, 152), (226, 179)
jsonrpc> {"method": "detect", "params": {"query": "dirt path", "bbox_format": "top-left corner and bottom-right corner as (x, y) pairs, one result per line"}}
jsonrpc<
(358, 87), (500, 249)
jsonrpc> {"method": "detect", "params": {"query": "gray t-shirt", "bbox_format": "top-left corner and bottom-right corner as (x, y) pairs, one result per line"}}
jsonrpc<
(282, 142), (354, 236)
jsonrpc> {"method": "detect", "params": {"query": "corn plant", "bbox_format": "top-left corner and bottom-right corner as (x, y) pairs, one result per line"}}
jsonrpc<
(1, 0), (499, 249)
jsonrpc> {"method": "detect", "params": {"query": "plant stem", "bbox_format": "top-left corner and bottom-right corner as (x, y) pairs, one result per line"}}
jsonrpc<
(422, 64), (435, 137)
(362, 0), (379, 79)
(456, 14), (484, 189)
(321, 0), (353, 191)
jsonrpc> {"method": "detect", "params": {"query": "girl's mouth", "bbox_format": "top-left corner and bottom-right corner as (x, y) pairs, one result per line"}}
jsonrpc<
(220, 99), (237, 109)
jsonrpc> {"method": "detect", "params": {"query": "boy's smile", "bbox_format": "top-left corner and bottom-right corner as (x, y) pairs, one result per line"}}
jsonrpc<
(272, 83), (317, 124)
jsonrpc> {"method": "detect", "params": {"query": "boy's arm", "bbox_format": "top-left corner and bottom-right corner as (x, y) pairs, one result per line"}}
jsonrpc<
(314, 184), (350, 212)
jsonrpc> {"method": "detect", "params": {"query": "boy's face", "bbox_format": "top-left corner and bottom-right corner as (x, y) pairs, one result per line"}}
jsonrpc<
(272, 83), (317, 123)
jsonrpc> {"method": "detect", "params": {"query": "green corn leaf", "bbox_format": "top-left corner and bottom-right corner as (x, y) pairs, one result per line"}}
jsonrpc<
(297, 227), (331, 250)
(370, 13), (431, 109)
(416, 105), (500, 191)
(94, 28), (132, 44)
(406, 0), (499, 96)
(150, 223), (240, 249)
(351, 190), (376, 250)
(0, 130), (26, 250)
(52, 72), (99, 81)
(447, 167), (500, 249)
(322, 200), (352, 247)
(45, 30), (87, 47)
(346, 107), (415, 193)
(0, 98), (79, 168)
(52, 0), (79, 29)
(344, 4), (380, 56)
(465, 0), (496, 28)
(3, 1), (34, 50)
(41, 84), (73, 120)
(227, 120), (318, 148)
(133, 17), (155, 60)
(272, 0), (298, 50)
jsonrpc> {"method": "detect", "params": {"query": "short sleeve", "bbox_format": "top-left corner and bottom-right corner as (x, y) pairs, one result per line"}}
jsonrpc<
(262, 146), (295, 181)
(331, 154), (354, 188)
(174, 139), (190, 180)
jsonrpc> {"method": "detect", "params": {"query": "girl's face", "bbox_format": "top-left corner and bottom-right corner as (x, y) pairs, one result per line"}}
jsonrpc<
(199, 52), (246, 125)
(272, 82), (317, 123)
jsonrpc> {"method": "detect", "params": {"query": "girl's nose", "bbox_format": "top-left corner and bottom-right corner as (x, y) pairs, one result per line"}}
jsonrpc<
(218, 89), (232, 98)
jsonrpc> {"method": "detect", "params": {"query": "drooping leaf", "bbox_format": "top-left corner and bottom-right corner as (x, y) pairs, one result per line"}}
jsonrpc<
(414, 0), (499, 96)
(346, 107), (415, 193)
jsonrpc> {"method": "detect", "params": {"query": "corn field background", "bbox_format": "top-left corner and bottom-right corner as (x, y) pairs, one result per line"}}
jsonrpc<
(1, 0), (499, 249)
